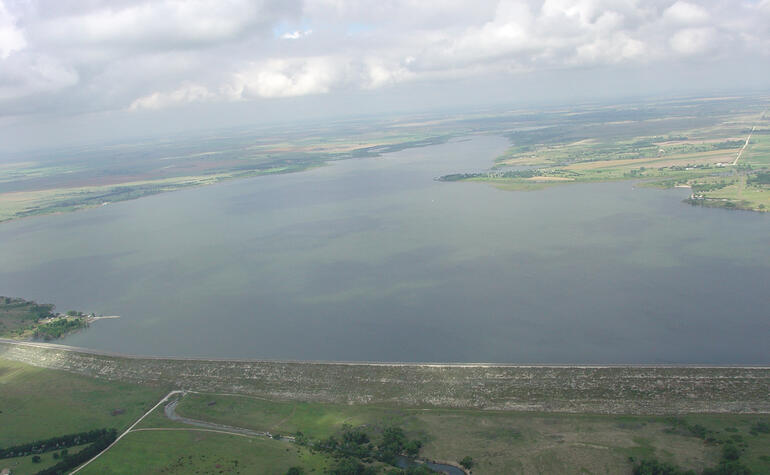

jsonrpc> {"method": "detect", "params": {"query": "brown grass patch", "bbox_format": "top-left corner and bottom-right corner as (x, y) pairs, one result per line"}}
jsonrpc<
(566, 149), (737, 171)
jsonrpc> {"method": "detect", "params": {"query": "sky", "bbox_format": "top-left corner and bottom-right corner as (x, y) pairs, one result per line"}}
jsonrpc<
(2, 0), (770, 152)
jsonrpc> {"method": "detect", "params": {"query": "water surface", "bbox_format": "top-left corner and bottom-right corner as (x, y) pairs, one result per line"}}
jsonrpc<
(1, 136), (767, 363)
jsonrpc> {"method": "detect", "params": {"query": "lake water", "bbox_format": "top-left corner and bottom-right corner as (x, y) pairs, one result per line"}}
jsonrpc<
(1, 135), (768, 363)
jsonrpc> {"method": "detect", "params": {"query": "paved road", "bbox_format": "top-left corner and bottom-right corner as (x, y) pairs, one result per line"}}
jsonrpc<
(732, 125), (755, 165)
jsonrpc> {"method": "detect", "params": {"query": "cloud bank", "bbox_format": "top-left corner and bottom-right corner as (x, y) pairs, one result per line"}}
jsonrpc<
(1, 0), (769, 117)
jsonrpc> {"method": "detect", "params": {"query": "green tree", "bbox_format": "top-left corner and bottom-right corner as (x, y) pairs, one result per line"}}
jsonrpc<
(330, 457), (376, 475)
(460, 456), (474, 469)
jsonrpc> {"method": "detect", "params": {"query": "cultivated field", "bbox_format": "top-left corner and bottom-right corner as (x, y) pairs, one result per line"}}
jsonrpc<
(452, 96), (770, 212)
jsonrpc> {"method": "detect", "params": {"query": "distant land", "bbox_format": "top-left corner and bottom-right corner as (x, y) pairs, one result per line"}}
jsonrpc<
(2, 95), (769, 223)
(440, 97), (770, 213)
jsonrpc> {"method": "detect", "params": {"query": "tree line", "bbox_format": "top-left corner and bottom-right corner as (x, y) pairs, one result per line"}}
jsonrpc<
(0, 428), (113, 459)
(35, 429), (117, 475)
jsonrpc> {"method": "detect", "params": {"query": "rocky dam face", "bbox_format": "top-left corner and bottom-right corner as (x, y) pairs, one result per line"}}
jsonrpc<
(2, 340), (768, 415)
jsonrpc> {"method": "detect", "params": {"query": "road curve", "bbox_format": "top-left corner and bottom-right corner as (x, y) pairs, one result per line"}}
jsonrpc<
(163, 398), (277, 439)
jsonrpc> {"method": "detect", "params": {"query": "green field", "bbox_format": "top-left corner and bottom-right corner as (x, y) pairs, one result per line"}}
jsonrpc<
(0, 443), (91, 475)
(170, 393), (419, 440)
(2, 356), (769, 474)
(0, 358), (166, 447)
(78, 430), (332, 475)
(166, 392), (770, 474)
(0, 358), (167, 473)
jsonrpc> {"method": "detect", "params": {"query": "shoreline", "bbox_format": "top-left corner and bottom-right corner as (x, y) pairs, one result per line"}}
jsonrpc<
(1, 339), (767, 369)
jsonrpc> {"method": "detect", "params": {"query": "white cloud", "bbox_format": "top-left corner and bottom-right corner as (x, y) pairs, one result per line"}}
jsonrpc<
(38, 0), (287, 49)
(129, 83), (214, 110)
(664, 1), (710, 25)
(229, 57), (344, 99)
(362, 57), (413, 89)
(0, 1), (25, 58)
(0, 54), (78, 100)
(281, 29), (313, 40)
(670, 27), (716, 56)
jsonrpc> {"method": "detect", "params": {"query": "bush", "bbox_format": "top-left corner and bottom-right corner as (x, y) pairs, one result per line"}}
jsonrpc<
(750, 421), (769, 435)
(722, 443), (740, 461)
(460, 456), (474, 469)
(632, 459), (694, 475)
(329, 457), (376, 475)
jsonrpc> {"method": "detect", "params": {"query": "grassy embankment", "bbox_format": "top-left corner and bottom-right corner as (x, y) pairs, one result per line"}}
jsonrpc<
(0, 296), (89, 340)
(450, 108), (770, 212)
(2, 356), (769, 474)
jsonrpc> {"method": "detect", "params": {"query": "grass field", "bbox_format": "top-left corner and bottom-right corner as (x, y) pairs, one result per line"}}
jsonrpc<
(0, 358), (167, 473)
(1, 355), (769, 474)
(170, 392), (770, 475)
(171, 393), (420, 440)
(78, 430), (332, 475)
(0, 443), (90, 474)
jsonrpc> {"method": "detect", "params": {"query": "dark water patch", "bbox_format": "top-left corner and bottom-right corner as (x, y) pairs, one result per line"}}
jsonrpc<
(396, 456), (466, 475)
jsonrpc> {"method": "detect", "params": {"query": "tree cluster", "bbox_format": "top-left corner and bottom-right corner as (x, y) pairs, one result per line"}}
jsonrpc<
(302, 425), (431, 475)
(33, 318), (88, 340)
